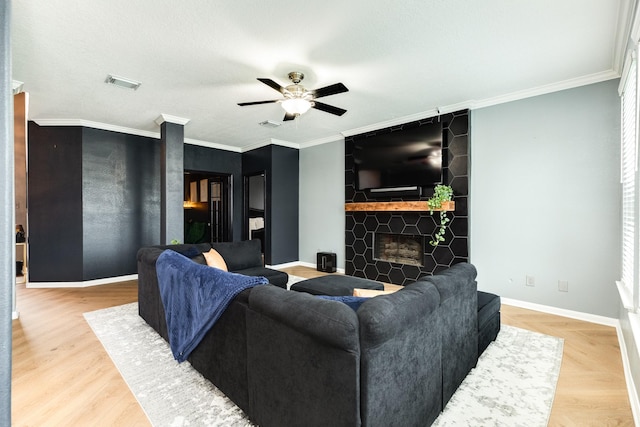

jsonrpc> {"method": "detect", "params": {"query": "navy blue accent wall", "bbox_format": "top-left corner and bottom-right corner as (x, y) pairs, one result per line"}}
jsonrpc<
(184, 144), (243, 240)
(243, 145), (299, 265)
(81, 127), (160, 280)
(28, 123), (84, 282)
(28, 123), (160, 281)
(28, 122), (298, 281)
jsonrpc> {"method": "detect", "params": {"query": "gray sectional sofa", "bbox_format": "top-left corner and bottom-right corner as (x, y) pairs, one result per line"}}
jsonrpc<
(137, 241), (478, 427)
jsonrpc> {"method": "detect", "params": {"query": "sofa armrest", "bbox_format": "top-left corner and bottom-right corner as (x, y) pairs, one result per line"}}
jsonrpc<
(357, 281), (443, 427)
(422, 262), (478, 408)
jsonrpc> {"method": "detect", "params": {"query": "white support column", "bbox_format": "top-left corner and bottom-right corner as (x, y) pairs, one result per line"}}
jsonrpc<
(0, 0), (14, 424)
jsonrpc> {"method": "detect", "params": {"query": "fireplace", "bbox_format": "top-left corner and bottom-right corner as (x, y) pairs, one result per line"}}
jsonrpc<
(345, 110), (469, 285)
(374, 233), (424, 267)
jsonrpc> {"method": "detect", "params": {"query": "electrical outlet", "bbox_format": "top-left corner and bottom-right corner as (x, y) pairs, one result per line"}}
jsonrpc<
(558, 280), (569, 292)
(526, 275), (535, 287)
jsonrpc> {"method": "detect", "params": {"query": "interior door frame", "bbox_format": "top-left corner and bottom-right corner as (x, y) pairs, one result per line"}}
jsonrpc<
(184, 170), (233, 243)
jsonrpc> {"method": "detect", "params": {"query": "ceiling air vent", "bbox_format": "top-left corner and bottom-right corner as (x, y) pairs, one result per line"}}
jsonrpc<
(105, 74), (141, 90)
(259, 120), (281, 128)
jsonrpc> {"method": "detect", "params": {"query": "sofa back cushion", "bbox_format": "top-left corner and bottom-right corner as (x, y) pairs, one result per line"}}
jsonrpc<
(246, 285), (361, 427)
(211, 240), (262, 272)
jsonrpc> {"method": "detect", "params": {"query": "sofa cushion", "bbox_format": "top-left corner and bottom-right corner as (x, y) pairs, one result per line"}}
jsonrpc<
(237, 266), (289, 288)
(291, 275), (384, 296)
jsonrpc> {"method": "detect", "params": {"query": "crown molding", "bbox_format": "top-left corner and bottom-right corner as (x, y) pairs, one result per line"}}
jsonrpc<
(240, 138), (299, 152)
(614, 0), (636, 73)
(299, 134), (345, 149)
(32, 118), (245, 152)
(240, 138), (277, 152)
(269, 138), (300, 149)
(471, 69), (620, 110)
(184, 138), (242, 152)
(12, 80), (24, 94)
(154, 113), (190, 126)
(341, 70), (620, 138)
(341, 108), (441, 137)
(32, 119), (160, 139)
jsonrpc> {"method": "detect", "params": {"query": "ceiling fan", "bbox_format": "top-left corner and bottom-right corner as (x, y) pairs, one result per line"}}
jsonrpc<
(238, 71), (349, 121)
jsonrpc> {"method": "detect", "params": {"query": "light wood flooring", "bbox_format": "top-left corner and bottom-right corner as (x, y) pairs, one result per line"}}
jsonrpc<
(10, 266), (635, 426)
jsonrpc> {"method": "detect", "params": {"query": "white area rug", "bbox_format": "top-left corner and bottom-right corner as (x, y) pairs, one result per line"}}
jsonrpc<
(284, 274), (306, 289)
(85, 299), (562, 426)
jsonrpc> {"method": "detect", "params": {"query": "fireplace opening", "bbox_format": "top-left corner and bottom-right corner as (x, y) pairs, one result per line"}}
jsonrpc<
(374, 233), (424, 267)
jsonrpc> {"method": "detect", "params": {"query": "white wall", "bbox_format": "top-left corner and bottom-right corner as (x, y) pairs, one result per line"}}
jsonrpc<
(299, 139), (346, 269)
(470, 79), (621, 318)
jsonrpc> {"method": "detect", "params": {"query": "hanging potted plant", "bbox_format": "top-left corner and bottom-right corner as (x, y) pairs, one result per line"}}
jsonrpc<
(426, 184), (453, 247)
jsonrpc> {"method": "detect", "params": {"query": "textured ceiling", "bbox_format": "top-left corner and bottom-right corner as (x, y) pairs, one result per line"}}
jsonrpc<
(11, 0), (630, 150)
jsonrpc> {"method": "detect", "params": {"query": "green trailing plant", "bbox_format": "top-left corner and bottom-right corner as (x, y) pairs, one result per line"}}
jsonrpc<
(427, 185), (453, 247)
(170, 239), (181, 245)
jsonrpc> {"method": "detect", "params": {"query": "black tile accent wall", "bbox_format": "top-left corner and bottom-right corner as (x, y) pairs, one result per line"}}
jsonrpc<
(345, 110), (470, 285)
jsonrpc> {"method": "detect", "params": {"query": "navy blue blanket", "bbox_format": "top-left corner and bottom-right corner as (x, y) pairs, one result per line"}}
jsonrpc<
(156, 249), (268, 362)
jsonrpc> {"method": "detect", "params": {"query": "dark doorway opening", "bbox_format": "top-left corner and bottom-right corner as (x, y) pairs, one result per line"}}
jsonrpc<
(244, 172), (266, 257)
(184, 171), (232, 243)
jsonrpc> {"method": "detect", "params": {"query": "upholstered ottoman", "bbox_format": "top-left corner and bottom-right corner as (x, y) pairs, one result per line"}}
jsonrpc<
(291, 275), (384, 296)
(477, 291), (501, 356)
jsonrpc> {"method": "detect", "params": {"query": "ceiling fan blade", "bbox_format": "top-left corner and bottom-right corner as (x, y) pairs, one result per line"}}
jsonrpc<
(311, 83), (349, 99)
(237, 100), (280, 106)
(312, 101), (347, 116)
(257, 78), (285, 94)
(283, 112), (296, 121)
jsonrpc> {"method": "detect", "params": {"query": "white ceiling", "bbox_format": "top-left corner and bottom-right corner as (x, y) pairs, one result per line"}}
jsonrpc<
(11, 0), (632, 151)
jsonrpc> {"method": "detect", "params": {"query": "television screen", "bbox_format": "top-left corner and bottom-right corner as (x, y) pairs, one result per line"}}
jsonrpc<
(353, 122), (443, 191)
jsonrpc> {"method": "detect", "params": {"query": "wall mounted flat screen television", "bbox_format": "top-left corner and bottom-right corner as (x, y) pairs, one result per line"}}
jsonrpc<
(354, 122), (443, 191)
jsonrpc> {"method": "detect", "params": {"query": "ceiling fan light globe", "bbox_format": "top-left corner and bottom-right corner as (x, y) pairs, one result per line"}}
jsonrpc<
(281, 98), (312, 115)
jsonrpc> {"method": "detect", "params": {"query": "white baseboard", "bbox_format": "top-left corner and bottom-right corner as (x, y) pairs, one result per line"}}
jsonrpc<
(268, 261), (302, 270)
(500, 297), (618, 327)
(27, 274), (138, 288)
(616, 323), (640, 426)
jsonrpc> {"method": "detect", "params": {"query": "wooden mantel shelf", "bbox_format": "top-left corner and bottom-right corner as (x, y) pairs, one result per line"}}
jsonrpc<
(344, 201), (455, 212)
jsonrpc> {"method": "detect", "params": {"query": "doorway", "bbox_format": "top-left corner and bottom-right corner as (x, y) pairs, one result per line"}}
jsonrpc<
(244, 172), (266, 255)
(184, 171), (232, 243)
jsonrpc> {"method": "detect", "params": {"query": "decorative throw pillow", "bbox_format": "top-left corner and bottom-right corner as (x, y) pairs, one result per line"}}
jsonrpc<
(203, 248), (228, 271)
(352, 288), (398, 297)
